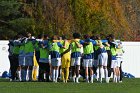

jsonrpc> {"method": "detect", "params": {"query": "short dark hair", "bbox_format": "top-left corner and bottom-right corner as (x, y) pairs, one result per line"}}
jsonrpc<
(108, 34), (115, 39)
(83, 34), (89, 39)
(73, 32), (80, 39)
(62, 35), (66, 40)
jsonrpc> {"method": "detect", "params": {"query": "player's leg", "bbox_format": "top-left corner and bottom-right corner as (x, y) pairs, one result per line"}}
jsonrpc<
(46, 63), (50, 82)
(98, 54), (104, 83)
(55, 58), (61, 83)
(75, 57), (81, 83)
(89, 59), (93, 83)
(112, 61), (118, 83)
(28, 56), (33, 81)
(103, 53), (109, 83)
(51, 58), (56, 82)
(83, 59), (89, 83)
(116, 58), (121, 82)
(107, 50), (112, 79)
(65, 67), (69, 83)
(21, 55), (28, 81)
(71, 58), (76, 82)
(61, 68), (65, 82)
(119, 61), (123, 82)
(61, 56), (66, 83)
(65, 57), (70, 83)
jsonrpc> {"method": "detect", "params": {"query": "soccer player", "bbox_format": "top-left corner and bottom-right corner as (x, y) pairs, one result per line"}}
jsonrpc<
(18, 35), (26, 81)
(108, 34), (118, 83)
(106, 35), (112, 81)
(60, 36), (71, 83)
(90, 35), (99, 80)
(82, 35), (95, 83)
(38, 34), (50, 82)
(116, 42), (124, 82)
(50, 35), (65, 83)
(96, 35), (109, 83)
(8, 35), (20, 81)
(21, 32), (35, 81)
(70, 33), (83, 83)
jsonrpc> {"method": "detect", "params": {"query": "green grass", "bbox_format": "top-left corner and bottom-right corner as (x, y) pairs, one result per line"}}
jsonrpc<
(0, 78), (140, 93)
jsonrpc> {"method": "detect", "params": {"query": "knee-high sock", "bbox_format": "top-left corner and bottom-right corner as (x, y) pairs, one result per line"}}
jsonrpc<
(86, 76), (89, 82)
(21, 69), (27, 81)
(52, 69), (55, 81)
(99, 67), (104, 82)
(113, 74), (117, 82)
(28, 70), (33, 81)
(117, 76), (120, 82)
(55, 70), (59, 82)
(96, 67), (99, 81)
(104, 68), (108, 79)
(18, 70), (21, 81)
(90, 75), (94, 83)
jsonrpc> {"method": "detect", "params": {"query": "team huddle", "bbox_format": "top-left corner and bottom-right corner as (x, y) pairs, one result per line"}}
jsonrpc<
(8, 32), (124, 83)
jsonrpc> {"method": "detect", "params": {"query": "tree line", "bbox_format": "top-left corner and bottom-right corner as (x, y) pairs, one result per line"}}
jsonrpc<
(0, 0), (139, 40)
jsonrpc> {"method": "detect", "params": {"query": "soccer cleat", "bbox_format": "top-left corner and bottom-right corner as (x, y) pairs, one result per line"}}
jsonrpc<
(119, 81), (122, 83)
(63, 80), (65, 83)
(90, 80), (93, 83)
(55, 80), (57, 83)
(86, 79), (89, 83)
(106, 78), (109, 83)
(53, 79), (56, 82)
(76, 77), (80, 83)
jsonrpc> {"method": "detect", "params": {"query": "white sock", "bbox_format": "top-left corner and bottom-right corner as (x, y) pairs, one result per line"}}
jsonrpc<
(99, 67), (104, 82)
(104, 68), (108, 82)
(18, 71), (21, 81)
(113, 75), (117, 82)
(86, 76), (89, 82)
(52, 69), (55, 82)
(76, 77), (79, 83)
(73, 75), (76, 82)
(55, 70), (59, 82)
(117, 76), (120, 82)
(44, 73), (46, 79)
(90, 75), (94, 83)
(96, 68), (99, 81)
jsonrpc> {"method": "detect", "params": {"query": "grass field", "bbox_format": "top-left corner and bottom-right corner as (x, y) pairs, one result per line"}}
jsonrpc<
(0, 78), (139, 93)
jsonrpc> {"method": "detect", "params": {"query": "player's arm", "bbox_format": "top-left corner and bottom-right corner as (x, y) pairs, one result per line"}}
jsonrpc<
(61, 44), (71, 57)
(75, 40), (83, 48)
(57, 42), (66, 49)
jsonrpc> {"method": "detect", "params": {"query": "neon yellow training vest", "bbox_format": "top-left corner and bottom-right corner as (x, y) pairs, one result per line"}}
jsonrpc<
(39, 48), (49, 58)
(83, 42), (94, 54)
(71, 40), (81, 53)
(24, 41), (34, 53)
(50, 42), (60, 52)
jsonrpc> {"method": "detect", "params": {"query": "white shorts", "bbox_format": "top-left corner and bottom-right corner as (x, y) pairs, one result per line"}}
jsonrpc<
(18, 56), (25, 66)
(116, 57), (121, 67)
(24, 56), (33, 66)
(83, 59), (93, 67)
(97, 53), (108, 66)
(111, 60), (117, 68)
(71, 57), (81, 66)
(51, 58), (61, 67)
